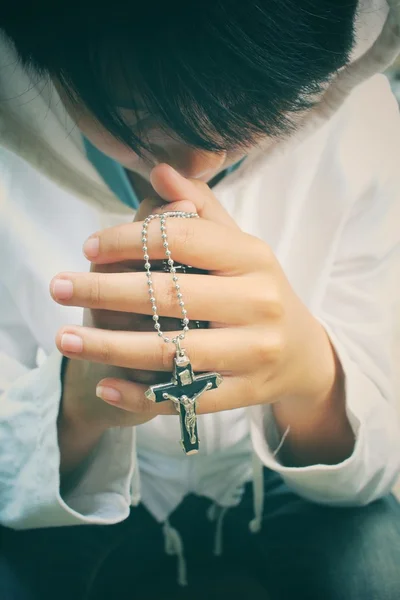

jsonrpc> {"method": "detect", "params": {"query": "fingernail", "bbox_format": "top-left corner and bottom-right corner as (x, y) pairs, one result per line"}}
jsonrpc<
(61, 333), (83, 353)
(52, 279), (73, 300)
(96, 385), (121, 403)
(83, 237), (99, 259)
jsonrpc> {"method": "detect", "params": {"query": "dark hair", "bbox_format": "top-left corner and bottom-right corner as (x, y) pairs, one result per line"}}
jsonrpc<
(1, 1), (358, 155)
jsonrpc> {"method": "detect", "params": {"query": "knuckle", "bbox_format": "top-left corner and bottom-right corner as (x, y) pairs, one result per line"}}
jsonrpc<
(171, 219), (196, 253)
(151, 273), (178, 317)
(88, 272), (104, 306)
(112, 227), (124, 255)
(252, 290), (271, 322)
(267, 286), (285, 321)
(159, 338), (175, 371)
(251, 281), (284, 323)
(252, 237), (274, 269)
(135, 394), (154, 414)
(162, 279), (178, 316)
(269, 331), (286, 363)
(254, 338), (272, 365)
(102, 225), (130, 259)
(97, 336), (113, 364)
(254, 330), (285, 366)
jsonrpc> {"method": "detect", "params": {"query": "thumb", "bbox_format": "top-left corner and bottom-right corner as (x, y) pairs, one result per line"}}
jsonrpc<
(150, 163), (239, 229)
(133, 181), (197, 222)
(133, 196), (164, 222)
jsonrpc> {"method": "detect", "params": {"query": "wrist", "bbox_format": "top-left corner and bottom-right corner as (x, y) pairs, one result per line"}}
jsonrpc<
(272, 325), (352, 466)
(307, 323), (345, 409)
(276, 315), (339, 410)
(60, 357), (108, 437)
(58, 358), (107, 475)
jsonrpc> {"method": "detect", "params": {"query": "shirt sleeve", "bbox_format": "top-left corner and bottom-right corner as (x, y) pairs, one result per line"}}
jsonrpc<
(0, 282), (136, 530)
(251, 144), (400, 507)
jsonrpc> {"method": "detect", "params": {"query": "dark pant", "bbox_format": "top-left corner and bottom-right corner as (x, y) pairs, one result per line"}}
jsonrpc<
(1, 469), (400, 600)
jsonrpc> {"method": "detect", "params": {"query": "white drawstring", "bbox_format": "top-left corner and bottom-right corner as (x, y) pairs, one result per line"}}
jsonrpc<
(214, 507), (228, 556)
(249, 425), (290, 534)
(162, 520), (188, 587)
(273, 425), (290, 458)
(249, 451), (264, 534)
(207, 504), (229, 556)
(162, 425), (291, 584)
(206, 503), (218, 522)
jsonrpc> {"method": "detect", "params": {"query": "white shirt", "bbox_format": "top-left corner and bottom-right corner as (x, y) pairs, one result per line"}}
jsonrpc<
(1, 74), (400, 530)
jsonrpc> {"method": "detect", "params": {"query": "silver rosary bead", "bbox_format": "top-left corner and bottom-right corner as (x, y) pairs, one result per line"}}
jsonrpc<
(141, 211), (198, 346)
(142, 210), (224, 457)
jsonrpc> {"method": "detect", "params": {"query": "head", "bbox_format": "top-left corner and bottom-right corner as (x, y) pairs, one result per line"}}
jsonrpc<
(1, 1), (358, 182)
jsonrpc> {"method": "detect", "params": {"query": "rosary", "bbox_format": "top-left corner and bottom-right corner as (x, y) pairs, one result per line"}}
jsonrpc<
(142, 211), (223, 455)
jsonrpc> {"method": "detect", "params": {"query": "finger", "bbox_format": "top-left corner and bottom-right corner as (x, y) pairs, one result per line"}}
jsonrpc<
(131, 184), (196, 227)
(50, 271), (268, 325)
(133, 197), (164, 222)
(152, 199), (198, 215)
(82, 217), (268, 274)
(55, 325), (274, 374)
(96, 373), (259, 414)
(150, 163), (239, 229)
(95, 378), (178, 416)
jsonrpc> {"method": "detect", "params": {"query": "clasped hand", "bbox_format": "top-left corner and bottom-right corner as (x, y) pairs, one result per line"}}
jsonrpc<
(51, 164), (336, 424)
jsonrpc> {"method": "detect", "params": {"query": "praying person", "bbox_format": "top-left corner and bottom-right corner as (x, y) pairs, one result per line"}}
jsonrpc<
(1, 2), (400, 598)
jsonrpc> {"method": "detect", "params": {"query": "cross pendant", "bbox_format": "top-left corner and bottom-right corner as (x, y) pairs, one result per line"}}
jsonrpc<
(145, 349), (223, 455)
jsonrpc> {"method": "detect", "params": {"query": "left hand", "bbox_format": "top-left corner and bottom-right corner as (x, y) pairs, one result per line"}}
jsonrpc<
(51, 164), (337, 416)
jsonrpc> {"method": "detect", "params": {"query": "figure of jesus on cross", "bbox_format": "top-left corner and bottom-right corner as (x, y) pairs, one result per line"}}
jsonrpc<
(145, 347), (223, 455)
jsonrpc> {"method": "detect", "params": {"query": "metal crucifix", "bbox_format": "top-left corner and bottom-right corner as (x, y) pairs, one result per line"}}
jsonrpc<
(145, 347), (223, 455)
